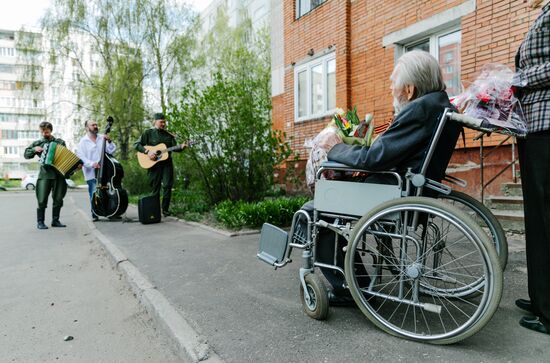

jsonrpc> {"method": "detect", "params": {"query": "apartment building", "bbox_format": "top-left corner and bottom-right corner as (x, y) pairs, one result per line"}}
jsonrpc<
(0, 29), (45, 179)
(201, 0), (271, 33)
(273, 0), (540, 196)
(0, 28), (98, 179)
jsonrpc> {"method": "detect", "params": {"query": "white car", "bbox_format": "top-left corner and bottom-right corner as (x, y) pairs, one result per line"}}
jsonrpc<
(21, 174), (76, 190)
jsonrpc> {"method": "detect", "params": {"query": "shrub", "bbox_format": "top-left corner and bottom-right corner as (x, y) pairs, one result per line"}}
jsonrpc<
(171, 188), (212, 218)
(121, 157), (150, 195)
(168, 16), (292, 205)
(214, 196), (310, 230)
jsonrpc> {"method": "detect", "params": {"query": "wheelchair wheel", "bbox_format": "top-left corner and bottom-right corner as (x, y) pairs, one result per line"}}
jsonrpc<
(344, 197), (503, 344)
(300, 273), (329, 320)
(437, 191), (508, 269)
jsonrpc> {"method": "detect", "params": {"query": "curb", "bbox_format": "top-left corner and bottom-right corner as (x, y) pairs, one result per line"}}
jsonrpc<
(76, 207), (223, 363)
(173, 219), (260, 237)
(126, 204), (260, 238)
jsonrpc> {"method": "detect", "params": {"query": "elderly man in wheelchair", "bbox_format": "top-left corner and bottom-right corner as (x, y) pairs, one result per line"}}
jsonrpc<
(258, 50), (503, 344)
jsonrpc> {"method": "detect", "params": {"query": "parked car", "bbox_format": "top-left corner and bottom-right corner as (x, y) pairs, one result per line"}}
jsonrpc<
(21, 175), (37, 190)
(21, 175), (77, 190)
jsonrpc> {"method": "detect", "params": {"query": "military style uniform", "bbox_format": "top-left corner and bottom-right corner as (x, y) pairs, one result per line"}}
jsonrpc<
(24, 137), (68, 228)
(134, 128), (182, 214)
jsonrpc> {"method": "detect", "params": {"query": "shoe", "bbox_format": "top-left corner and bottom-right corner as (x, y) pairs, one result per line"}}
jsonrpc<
(162, 210), (171, 217)
(37, 208), (48, 230)
(51, 219), (66, 227)
(516, 298), (534, 314)
(92, 216), (99, 222)
(519, 316), (550, 335)
(51, 207), (66, 227)
(108, 215), (122, 220)
(327, 291), (356, 307)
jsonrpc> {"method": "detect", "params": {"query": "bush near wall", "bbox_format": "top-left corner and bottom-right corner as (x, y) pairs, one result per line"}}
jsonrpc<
(215, 196), (310, 230)
(121, 158), (150, 196)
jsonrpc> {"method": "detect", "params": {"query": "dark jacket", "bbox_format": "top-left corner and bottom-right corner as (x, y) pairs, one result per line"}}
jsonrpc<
(327, 91), (462, 182)
(24, 137), (66, 180)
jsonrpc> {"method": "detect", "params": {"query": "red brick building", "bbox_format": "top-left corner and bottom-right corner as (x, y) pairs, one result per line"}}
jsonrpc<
(270, 0), (541, 197)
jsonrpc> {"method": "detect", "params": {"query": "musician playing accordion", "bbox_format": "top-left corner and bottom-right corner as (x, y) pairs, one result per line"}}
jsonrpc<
(24, 121), (70, 229)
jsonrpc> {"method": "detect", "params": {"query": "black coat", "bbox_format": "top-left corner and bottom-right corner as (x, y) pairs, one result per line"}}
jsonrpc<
(327, 91), (462, 182)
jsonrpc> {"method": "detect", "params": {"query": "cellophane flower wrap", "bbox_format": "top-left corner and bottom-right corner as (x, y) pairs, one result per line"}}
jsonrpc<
(451, 64), (527, 136)
(304, 123), (342, 189)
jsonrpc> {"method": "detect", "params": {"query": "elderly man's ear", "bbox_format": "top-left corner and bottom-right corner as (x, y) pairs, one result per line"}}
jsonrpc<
(404, 84), (416, 101)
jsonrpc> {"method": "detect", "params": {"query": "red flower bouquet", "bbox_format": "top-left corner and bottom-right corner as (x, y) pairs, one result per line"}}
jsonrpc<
(451, 64), (527, 136)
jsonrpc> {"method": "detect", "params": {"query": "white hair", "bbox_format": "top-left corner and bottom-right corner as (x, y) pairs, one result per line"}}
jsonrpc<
(391, 50), (446, 99)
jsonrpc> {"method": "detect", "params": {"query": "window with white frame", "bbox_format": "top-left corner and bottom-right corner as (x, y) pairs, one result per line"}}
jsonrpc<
(404, 29), (461, 97)
(294, 53), (336, 121)
(296, 0), (327, 18)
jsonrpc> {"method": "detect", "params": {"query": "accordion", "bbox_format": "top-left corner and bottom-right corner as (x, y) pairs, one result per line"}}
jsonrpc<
(39, 142), (83, 178)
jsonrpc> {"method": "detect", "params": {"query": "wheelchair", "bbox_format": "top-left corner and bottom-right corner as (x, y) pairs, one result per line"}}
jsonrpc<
(257, 108), (517, 344)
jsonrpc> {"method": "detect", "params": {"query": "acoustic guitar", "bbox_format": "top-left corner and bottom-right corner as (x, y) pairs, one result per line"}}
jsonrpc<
(137, 143), (190, 169)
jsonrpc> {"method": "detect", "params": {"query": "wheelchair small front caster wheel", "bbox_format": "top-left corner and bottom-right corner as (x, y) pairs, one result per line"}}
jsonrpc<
(300, 273), (329, 320)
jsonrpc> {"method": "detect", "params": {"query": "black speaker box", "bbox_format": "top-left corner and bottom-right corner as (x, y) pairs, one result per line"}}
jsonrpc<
(138, 195), (161, 224)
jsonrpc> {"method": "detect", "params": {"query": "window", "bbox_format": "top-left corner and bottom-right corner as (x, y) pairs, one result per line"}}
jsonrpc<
(0, 64), (16, 73)
(404, 29), (461, 97)
(0, 47), (15, 57)
(2, 130), (17, 139)
(294, 52), (336, 121)
(3, 146), (18, 155)
(296, 0), (327, 18)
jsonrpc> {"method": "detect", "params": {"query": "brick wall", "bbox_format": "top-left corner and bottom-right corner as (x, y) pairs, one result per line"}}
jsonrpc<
(276, 0), (540, 193)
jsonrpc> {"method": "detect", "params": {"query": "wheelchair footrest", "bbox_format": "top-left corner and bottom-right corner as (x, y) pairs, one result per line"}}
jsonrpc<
(257, 223), (288, 266)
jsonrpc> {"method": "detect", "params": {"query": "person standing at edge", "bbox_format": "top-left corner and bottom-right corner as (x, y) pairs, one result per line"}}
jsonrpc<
(76, 120), (116, 221)
(24, 121), (68, 229)
(134, 113), (187, 217)
(514, 0), (550, 335)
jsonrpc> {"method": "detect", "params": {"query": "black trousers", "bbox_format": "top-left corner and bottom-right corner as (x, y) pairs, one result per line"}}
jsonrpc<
(36, 176), (67, 209)
(518, 131), (550, 326)
(148, 159), (174, 213)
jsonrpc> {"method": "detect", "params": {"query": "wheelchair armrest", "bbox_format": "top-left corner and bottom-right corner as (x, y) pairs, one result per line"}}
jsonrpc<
(317, 161), (372, 177)
(319, 161), (353, 169)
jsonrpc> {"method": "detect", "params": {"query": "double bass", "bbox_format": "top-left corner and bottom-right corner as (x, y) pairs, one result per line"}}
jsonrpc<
(92, 116), (128, 218)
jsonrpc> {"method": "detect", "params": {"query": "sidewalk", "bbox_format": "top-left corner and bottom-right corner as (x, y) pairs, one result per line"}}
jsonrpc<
(0, 191), (179, 362)
(71, 193), (549, 363)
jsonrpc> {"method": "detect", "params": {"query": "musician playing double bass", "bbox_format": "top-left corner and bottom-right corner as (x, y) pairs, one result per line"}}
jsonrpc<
(76, 120), (116, 221)
(134, 113), (187, 217)
(24, 121), (68, 230)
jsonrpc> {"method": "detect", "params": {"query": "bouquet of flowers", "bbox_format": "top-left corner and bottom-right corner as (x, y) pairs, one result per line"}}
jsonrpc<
(304, 107), (375, 190)
(332, 107), (375, 146)
(451, 64), (527, 136)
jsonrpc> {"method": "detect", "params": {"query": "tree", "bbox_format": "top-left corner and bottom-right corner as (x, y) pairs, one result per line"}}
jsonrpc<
(41, 0), (197, 159)
(169, 11), (291, 203)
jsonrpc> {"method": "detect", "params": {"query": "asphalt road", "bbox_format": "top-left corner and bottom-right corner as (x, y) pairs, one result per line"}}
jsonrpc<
(0, 191), (180, 362)
(69, 192), (550, 363)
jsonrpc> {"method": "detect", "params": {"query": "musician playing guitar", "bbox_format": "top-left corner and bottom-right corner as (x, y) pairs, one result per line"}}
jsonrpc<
(133, 113), (188, 217)
(24, 121), (69, 229)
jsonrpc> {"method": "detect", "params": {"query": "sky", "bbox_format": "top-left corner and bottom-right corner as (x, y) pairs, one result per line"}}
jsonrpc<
(0, 0), (212, 30)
